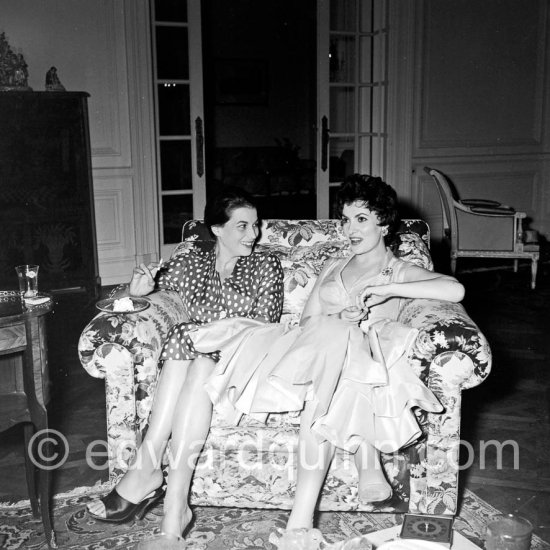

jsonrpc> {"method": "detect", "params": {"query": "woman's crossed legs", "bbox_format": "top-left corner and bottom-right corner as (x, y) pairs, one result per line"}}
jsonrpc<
(87, 356), (216, 539)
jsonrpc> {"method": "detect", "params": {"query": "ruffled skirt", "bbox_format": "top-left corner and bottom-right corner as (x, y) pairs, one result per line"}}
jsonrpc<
(190, 315), (443, 453)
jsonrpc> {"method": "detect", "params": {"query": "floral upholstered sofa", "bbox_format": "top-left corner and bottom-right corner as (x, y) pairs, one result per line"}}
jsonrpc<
(78, 219), (491, 516)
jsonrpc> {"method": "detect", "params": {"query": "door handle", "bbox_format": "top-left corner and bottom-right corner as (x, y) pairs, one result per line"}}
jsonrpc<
(195, 116), (204, 177)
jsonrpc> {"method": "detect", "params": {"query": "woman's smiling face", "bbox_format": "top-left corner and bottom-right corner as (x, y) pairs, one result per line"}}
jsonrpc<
(341, 201), (387, 255)
(213, 206), (260, 257)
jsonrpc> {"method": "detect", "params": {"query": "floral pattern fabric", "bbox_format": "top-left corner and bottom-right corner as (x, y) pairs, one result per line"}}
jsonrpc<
(77, 219), (491, 515)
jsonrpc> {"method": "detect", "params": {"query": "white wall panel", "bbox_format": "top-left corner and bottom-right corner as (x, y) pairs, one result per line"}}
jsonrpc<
(94, 175), (137, 285)
(415, 0), (546, 156)
(1, 0), (132, 168)
(408, 0), (550, 241)
(86, 2), (132, 168)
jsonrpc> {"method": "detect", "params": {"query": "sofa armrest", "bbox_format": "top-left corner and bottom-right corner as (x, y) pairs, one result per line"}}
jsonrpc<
(78, 289), (186, 379)
(399, 299), (492, 392)
(77, 288), (187, 481)
(397, 299), (491, 513)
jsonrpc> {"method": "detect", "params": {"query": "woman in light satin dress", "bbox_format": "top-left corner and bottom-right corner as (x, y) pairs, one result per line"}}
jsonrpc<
(192, 175), (464, 532)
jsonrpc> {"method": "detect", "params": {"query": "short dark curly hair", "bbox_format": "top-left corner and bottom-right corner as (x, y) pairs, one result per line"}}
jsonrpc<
(204, 186), (258, 237)
(336, 174), (399, 244)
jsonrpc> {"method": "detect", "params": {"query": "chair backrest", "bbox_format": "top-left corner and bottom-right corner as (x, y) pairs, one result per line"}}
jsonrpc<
(424, 167), (522, 254)
(424, 167), (459, 251)
(174, 219), (433, 323)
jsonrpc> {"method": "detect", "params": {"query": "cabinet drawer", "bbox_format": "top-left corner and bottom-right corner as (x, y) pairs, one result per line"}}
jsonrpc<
(0, 323), (26, 353)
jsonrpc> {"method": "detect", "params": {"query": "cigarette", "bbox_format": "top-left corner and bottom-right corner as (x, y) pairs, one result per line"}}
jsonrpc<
(153, 258), (164, 277)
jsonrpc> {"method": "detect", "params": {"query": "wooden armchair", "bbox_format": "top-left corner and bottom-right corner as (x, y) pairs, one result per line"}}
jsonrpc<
(424, 167), (539, 288)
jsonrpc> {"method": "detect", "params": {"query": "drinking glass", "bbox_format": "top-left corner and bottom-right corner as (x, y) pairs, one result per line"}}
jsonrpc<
(15, 265), (40, 298)
(485, 514), (533, 550)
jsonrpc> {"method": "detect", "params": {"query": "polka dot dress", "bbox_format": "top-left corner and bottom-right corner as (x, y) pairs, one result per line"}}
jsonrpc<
(157, 249), (284, 364)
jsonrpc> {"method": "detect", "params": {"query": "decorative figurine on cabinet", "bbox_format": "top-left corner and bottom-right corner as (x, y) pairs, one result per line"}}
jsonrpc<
(0, 32), (32, 91)
(45, 66), (65, 91)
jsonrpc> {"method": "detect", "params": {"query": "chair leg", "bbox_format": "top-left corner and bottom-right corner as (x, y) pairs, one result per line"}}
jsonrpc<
(39, 462), (55, 548)
(513, 259), (519, 273)
(531, 258), (538, 290)
(450, 257), (457, 275)
(23, 423), (39, 517)
(30, 416), (56, 548)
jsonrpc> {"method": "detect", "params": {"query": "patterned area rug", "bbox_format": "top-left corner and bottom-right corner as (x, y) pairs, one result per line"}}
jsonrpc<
(1, 484), (549, 550)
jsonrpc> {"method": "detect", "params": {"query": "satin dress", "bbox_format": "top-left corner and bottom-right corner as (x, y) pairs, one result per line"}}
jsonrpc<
(192, 249), (443, 452)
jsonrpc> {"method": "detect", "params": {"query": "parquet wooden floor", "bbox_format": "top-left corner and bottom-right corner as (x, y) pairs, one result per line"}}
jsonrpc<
(0, 259), (548, 543)
(458, 263), (550, 541)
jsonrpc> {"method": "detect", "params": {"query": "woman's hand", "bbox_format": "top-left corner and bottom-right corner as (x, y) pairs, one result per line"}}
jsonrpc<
(339, 305), (367, 323)
(129, 260), (163, 297)
(358, 284), (393, 310)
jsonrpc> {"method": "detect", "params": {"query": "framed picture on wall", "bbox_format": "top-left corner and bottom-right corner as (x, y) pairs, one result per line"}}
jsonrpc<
(214, 59), (268, 105)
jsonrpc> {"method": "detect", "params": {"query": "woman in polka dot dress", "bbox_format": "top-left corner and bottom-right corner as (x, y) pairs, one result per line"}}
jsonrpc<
(87, 187), (284, 548)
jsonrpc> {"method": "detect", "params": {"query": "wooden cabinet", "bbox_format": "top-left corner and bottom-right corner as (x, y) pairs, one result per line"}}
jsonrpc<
(0, 92), (100, 296)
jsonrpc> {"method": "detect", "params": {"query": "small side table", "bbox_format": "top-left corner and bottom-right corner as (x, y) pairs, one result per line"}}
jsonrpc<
(0, 291), (55, 548)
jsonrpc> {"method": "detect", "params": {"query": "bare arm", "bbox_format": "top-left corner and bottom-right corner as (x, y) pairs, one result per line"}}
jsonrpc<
(360, 264), (465, 309)
(129, 259), (163, 297)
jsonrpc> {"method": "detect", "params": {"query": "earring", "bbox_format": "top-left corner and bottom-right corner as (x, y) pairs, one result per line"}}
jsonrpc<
(382, 228), (388, 236)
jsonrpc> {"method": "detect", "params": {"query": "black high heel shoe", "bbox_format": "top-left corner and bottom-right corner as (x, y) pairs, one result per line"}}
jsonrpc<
(87, 486), (164, 523)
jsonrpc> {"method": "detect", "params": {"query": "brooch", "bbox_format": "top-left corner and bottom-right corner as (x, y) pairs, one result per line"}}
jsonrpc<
(381, 267), (393, 277)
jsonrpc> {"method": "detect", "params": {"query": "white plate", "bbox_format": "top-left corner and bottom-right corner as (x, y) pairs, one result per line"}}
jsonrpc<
(95, 297), (150, 314)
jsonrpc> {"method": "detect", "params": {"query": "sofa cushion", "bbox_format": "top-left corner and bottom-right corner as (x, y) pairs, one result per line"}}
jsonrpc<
(255, 222), (349, 318)
(395, 231), (433, 271)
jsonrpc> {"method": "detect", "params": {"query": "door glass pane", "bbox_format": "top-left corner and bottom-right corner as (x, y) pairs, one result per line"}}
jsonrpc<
(360, 37), (373, 82)
(158, 84), (190, 135)
(375, 0), (387, 30)
(372, 85), (384, 133)
(373, 33), (386, 82)
(359, 135), (384, 176)
(360, 0), (374, 32)
(330, 0), (357, 32)
(329, 137), (354, 183)
(162, 194), (193, 244)
(371, 136), (385, 175)
(359, 86), (372, 133)
(330, 87), (355, 133)
(329, 36), (355, 83)
(359, 136), (372, 174)
(156, 27), (189, 80)
(160, 141), (192, 190)
(154, 0), (187, 23)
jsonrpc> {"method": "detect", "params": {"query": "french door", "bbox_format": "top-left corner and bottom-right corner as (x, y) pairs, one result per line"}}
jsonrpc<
(151, 0), (206, 260)
(150, 0), (390, 240)
(316, 0), (389, 218)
